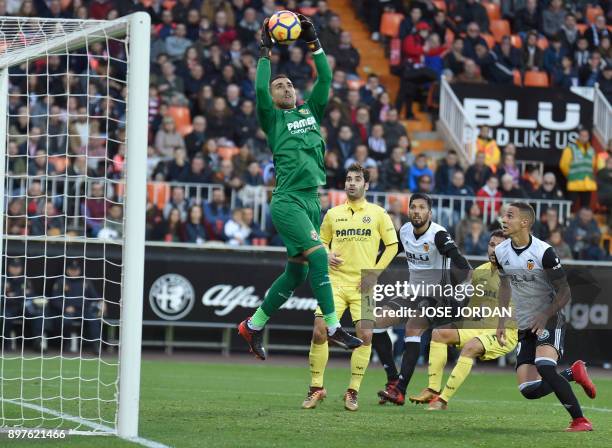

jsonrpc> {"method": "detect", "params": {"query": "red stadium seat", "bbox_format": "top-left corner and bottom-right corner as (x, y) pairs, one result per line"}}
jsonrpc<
(218, 147), (240, 160)
(483, 2), (501, 21)
(162, 0), (176, 10)
(433, 0), (446, 12)
(482, 33), (495, 49)
(167, 106), (191, 133)
(513, 69), (522, 86)
(537, 36), (549, 50)
(490, 19), (510, 43)
(577, 23), (588, 34)
(347, 79), (365, 90)
(388, 194), (409, 214)
(380, 12), (404, 38)
(510, 34), (522, 48)
(148, 182), (171, 211)
(586, 6), (604, 24)
(328, 190), (347, 206)
(524, 71), (549, 87)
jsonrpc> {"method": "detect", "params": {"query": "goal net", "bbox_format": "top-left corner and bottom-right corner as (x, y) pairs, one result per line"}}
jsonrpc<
(0, 14), (149, 438)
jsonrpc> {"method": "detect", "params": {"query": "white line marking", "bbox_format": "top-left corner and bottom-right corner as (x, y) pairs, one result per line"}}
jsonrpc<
(1, 398), (172, 448)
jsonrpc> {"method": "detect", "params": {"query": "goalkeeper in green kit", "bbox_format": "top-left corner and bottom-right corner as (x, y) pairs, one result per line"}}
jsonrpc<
(238, 15), (363, 359)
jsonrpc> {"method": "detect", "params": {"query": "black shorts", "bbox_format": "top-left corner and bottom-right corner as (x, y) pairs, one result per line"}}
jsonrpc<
(516, 313), (566, 369)
(385, 295), (464, 328)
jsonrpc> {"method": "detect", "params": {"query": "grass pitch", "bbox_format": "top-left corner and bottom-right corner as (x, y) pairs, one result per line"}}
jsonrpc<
(1, 356), (611, 447)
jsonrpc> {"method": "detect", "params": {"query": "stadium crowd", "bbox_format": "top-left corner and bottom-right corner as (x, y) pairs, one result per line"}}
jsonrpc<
(2, 0), (612, 262)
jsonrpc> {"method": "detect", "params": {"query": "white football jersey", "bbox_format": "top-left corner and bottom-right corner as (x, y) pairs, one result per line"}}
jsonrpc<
(494, 235), (565, 330)
(399, 221), (452, 291)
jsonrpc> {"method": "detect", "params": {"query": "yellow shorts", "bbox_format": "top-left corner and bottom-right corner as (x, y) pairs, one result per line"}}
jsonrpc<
(315, 285), (374, 323)
(457, 328), (518, 361)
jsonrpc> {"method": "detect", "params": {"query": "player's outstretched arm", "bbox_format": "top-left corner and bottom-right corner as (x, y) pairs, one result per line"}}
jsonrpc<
(256, 18), (275, 133)
(298, 14), (331, 123)
(434, 230), (472, 284)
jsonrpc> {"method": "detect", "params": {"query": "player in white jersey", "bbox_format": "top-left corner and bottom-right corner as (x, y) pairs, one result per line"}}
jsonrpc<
(372, 193), (472, 405)
(495, 202), (596, 432)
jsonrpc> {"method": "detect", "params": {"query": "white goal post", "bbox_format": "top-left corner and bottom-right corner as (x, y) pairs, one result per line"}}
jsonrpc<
(0, 12), (150, 439)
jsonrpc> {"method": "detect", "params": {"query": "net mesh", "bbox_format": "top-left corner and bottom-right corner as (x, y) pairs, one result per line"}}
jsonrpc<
(0, 16), (130, 434)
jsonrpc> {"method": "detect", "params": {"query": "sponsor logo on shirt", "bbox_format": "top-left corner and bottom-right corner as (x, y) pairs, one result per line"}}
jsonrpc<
(527, 259), (535, 270)
(299, 108), (311, 115)
(335, 228), (372, 237)
(287, 116), (317, 134)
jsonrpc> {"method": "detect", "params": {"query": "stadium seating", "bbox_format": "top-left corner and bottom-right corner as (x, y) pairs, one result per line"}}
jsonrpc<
(148, 182), (171, 211)
(167, 106), (192, 136)
(483, 2), (501, 21)
(513, 70), (522, 86)
(299, 7), (318, 17)
(510, 34), (522, 48)
(482, 34), (496, 49)
(586, 5), (604, 24)
(524, 71), (549, 87)
(380, 12), (404, 39)
(490, 20), (511, 43)
(218, 147), (240, 160)
(433, 0), (447, 12)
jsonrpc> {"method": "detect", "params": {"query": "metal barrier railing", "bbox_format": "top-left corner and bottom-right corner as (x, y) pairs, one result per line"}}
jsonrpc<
(439, 75), (477, 164)
(594, 82), (611, 146)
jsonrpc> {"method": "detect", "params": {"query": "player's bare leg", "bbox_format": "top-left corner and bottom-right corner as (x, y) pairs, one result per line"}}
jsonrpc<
(410, 327), (459, 404)
(516, 344), (592, 431)
(303, 317), (329, 409)
(428, 338), (484, 411)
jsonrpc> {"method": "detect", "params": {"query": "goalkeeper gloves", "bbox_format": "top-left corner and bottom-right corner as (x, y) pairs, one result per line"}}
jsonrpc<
(259, 18), (274, 58)
(297, 14), (321, 52)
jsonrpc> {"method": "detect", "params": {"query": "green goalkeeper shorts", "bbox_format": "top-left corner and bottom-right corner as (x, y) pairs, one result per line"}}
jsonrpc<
(270, 187), (322, 258)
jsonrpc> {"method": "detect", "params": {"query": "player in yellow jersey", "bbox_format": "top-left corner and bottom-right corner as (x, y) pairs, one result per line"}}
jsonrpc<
(408, 230), (519, 410)
(302, 163), (399, 411)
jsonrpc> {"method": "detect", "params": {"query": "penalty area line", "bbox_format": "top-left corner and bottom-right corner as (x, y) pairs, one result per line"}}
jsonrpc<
(1, 398), (172, 448)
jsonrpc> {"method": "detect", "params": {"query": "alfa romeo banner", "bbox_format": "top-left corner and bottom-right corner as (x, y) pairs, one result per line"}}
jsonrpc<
(451, 83), (594, 162)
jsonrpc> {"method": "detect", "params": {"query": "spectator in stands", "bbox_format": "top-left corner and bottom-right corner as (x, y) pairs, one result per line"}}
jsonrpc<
(388, 199), (410, 233)
(462, 219), (489, 256)
(560, 126), (597, 210)
(514, 0), (541, 35)
(455, 59), (486, 83)
(224, 208), (251, 246)
(325, 150), (345, 189)
(565, 208), (605, 260)
(522, 30), (545, 72)
(520, 164), (542, 196)
(49, 260), (102, 354)
(158, 60), (186, 103)
(408, 154), (434, 192)
(382, 108), (407, 149)
(474, 41), (513, 83)
(164, 147), (190, 181)
(578, 51), (604, 87)
(319, 14), (341, 52)
(497, 153), (520, 186)
(184, 116), (207, 158)
(380, 147), (408, 192)
(18, 126), (45, 157)
(534, 207), (563, 241)
(585, 15), (610, 51)
(281, 46), (313, 92)
(542, 0), (566, 39)
(552, 54), (578, 88)
(237, 7), (259, 44)
(558, 13), (579, 52)
(334, 125), (358, 163)
(574, 37), (591, 68)
(476, 175), (502, 217)
(462, 22), (488, 60)
(444, 170), (474, 215)
(333, 31), (360, 77)
(367, 123), (388, 161)
(182, 204), (208, 244)
(231, 145), (255, 179)
(454, 0), (489, 34)
(83, 182), (108, 237)
(597, 156), (612, 226)
(184, 63), (207, 104)
(444, 38), (466, 75)
(454, 202), (482, 247)
(465, 151), (493, 191)
(398, 6), (423, 40)
(493, 35), (523, 75)
(354, 106), (371, 143)
(204, 188), (231, 240)
(476, 125), (501, 173)
(500, 173), (527, 198)
(534, 171), (565, 206)
(154, 207), (183, 242)
(7, 198), (26, 235)
(205, 97), (234, 139)
(415, 174), (434, 194)
(543, 34), (566, 74)
(323, 106), (347, 147)
(548, 229), (573, 260)
(359, 74), (385, 106)
(435, 149), (462, 194)
(166, 23), (192, 61)
(431, 9), (457, 44)
(178, 154), (213, 184)
(163, 186), (189, 221)
(344, 144), (377, 170)
(30, 200), (64, 236)
(312, 1), (333, 31)
(155, 116), (186, 159)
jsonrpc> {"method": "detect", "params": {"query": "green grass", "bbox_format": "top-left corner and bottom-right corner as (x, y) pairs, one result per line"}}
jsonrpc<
(1, 357), (611, 447)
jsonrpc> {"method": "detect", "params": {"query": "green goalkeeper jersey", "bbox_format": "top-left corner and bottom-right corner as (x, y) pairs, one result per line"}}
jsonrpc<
(255, 49), (332, 193)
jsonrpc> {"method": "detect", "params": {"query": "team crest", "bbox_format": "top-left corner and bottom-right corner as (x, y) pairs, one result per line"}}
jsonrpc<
(299, 108), (310, 115)
(362, 216), (371, 224)
(527, 259), (535, 270)
(310, 230), (319, 241)
(537, 329), (550, 341)
(423, 243), (429, 252)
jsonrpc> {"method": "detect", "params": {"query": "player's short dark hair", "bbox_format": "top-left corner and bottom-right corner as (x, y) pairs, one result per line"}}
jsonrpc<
(509, 202), (535, 228)
(270, 74), (291, 85)
(490, 229), (505, 240)
(346, 162), (370, 183)
(409, 192), (432, 210)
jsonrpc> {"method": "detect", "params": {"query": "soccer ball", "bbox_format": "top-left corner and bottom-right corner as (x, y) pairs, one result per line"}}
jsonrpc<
(268, 10), (301, 45)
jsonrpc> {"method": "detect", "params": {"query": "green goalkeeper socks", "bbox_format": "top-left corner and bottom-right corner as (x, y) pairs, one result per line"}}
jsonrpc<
(250, 261), (309, 329)
(307, 248), (339, 329)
